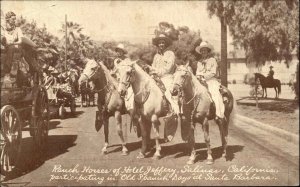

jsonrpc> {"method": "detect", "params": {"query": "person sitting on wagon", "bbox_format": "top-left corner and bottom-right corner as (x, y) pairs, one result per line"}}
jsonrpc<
(44, 66), (58, 89)
(1, 11), (24, 84)
(195, 41), (225, 121)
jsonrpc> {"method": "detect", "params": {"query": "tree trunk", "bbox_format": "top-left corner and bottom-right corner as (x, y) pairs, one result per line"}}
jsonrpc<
(220, 17), (228, 87)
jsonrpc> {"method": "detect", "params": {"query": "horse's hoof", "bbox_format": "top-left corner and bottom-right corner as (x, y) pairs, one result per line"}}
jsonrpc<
(187, 159), (195, 165)
(152, 155), (161, 160)
(137, 152), (145, 159)
(121, 151), (129, 156)
(206, 159), (214, 165)
(101, 151), (107, 155)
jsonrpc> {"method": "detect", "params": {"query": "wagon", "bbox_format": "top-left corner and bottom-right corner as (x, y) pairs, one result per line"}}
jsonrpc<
(46, 82), (76, 119)
(1, 42), (50, 175)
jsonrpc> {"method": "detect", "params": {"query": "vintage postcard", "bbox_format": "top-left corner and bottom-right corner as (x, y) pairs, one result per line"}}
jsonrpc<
(0, 0), (299, 186)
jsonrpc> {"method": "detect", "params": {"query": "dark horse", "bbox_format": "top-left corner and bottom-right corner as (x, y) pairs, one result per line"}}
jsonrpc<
(254, 73), (281, 98)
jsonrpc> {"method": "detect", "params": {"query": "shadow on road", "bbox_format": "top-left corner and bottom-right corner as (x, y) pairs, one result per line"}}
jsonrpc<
(48, 120), (61, 130)
(1, 135), (77, 182)
(237, 97), (298, 113)
(194, 145), (244, 163)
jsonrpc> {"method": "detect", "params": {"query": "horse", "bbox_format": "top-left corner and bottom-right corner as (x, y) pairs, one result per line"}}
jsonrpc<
(117, 60), (174, 160)
(170, 64), (234, 165)
(254, 73), (281, 98)
(78, 59), (132, 156)
(79, 80), (95, 107)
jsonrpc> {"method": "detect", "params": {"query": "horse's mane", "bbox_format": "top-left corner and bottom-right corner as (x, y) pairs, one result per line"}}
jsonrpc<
(133, 62), (161, 89)
(177, 65), (209, 94)
(98, 61), (119, 89)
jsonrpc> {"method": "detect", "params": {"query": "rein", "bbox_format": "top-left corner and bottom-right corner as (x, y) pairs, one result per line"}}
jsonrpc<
(120, 65), (151, 105)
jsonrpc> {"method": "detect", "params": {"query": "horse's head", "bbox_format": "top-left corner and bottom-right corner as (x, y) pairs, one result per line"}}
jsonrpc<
(117, 61), (135, 97)
(171, 63), (191, 96)
(78, 59), (99, 85)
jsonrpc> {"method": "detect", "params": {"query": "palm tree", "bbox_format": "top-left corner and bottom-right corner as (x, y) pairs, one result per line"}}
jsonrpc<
(207, 1), (235, 87)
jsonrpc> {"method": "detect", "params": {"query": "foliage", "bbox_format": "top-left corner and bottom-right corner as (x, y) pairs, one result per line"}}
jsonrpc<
(224, 0), (299, 66)
(17, 16), (60, 67)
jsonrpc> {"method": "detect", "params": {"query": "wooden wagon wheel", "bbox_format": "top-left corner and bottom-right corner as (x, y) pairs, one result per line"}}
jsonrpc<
(0, 105), (22, 175)
(31, 86), (50, 152)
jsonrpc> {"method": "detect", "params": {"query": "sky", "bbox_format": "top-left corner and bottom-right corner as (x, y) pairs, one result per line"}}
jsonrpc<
(1, 0), (234, 52)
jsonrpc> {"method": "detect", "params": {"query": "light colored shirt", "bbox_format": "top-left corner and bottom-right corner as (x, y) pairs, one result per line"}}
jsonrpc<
(196, 57), (218, 80)
(152, 50), (176, 77)
(1, 26), (23, 44)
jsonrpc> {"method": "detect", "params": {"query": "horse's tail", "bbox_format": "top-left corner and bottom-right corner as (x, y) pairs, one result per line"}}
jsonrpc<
(278, 80), (281, 95)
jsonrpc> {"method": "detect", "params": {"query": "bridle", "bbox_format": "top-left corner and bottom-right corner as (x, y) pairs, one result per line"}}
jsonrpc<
(173, 68), (197, 105)
(82, 62), (108, 93)
(119, 64), (135, 90)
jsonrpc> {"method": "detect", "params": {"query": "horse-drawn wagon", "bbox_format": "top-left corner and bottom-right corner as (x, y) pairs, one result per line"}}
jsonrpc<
(46, 78), (76, 119)
(1, 40), (50, 175)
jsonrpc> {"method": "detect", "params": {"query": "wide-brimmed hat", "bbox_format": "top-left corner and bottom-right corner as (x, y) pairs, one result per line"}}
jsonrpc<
(152, 33), (172, 47)
(195, 41), (213, 54)
(115, 44), (128, 54)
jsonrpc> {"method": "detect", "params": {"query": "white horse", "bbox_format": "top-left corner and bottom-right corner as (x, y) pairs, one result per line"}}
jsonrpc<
(117, 61), (175, 159)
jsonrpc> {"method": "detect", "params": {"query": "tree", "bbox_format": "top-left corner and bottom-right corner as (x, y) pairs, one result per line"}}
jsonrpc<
(207, 1), (235, 87)
(17, 16), (60, 67)
(59, 21), (95, 67)
(227, 0), (299, 67)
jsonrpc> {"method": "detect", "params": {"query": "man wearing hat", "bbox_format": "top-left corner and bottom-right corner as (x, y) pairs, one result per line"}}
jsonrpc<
(1, 11), (24, 84)
(195, 41), (225, 120)
(267, 65), (274, 83)
(44, 66), (59, 89)
(112, 43), (135, 113)
(151, 33), (180, 116)
(111, 43), (129, 78)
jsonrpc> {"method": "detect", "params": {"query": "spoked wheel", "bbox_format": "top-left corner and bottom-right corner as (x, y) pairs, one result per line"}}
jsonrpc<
(0, 105), (22, 175)
(31, 86), (50, 154)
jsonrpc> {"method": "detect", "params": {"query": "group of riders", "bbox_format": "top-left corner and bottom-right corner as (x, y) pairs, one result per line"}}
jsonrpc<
(1, 10), (276, 123)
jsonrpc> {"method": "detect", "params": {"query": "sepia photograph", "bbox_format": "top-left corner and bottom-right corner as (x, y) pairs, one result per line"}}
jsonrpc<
(0, 0), (299, 186)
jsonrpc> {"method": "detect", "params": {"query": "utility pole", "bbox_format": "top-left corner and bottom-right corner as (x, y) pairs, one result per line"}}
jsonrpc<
(65, 14), (67, 70)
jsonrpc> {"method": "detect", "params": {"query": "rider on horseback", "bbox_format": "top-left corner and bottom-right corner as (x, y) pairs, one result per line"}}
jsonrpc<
(267, 66), (274, 83)
(150, 33), (180, 117)
(195, 41), (225, 120)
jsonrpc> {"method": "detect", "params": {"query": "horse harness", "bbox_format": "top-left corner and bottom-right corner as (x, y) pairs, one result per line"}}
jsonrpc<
(82, 62), (113, 110)
(174, 68), (201, 127)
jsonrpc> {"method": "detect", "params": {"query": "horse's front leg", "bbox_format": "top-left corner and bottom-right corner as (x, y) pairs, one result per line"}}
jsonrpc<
(115, 110), (128, 155)
(151, 114), (161, 160)
(137, 116), (147, 159)
(274, 87), (277, 99)
(187, 122), (196, 165)
(261, 88), (264, 98)
(203, 118), (213, 164)
(101, 116), (109, 154)
(265, 88), (268, 98)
